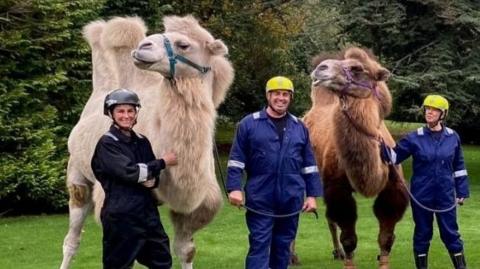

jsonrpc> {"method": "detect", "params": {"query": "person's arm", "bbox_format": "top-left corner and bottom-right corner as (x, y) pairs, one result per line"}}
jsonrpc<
(452, 134), (469, 203)
(142, 138), (165, 183)
(146, 151), (178, 178)
(93, 138), (150, 184)
(143, 151), (178, 188)
(381, 134), (414, 165)
(301, 127), (322, 212)
(226, 121), (248, 207)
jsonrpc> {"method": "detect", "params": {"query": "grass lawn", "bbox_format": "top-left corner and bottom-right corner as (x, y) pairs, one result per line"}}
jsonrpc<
(0, 187), (479, 269)
(1, 122), (478, 269)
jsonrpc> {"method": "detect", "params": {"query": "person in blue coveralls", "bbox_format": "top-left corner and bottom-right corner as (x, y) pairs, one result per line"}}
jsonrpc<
(91, 88), (178, 269)
(226, 76), (323, 269)
(382, 94), (469, 269)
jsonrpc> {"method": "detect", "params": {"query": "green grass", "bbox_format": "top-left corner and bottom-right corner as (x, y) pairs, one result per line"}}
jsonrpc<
(1, 147), (479, 269)
(1, 122), (478, 269)
(215, 121), (236, 145)
(385, 120), (423, 138)
(1, 187), (479, 269)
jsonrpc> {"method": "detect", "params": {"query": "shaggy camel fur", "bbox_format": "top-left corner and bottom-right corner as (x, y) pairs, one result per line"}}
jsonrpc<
(302, 47), (409, 269)
(60, 16), (233, 269)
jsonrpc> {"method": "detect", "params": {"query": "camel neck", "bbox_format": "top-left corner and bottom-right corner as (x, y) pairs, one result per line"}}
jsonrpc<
(339, 97), (381, 134)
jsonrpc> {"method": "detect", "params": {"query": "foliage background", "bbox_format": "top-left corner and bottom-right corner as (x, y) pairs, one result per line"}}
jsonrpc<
(333, 0), (480, 143)
(0, 0), (102, 214)
(1, 0), (479, 213)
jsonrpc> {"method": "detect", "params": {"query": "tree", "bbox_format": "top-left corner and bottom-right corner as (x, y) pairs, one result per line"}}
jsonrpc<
(332, 0), (480, 143)
(99, 0), (172, 30)
(0, 0), (103, 214)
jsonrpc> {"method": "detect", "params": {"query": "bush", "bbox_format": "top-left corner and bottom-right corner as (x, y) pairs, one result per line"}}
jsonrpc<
(0, 0), (102, 215)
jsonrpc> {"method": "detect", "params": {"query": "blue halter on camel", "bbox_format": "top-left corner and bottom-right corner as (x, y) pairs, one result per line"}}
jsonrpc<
(162, 34), (211, 79)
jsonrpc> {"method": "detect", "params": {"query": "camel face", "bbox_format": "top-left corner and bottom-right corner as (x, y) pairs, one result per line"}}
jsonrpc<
(311, 58), (375, 98)
(132, 32), (209, 78)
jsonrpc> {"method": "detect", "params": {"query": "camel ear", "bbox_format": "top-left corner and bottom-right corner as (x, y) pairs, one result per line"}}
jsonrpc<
(207, 39), (228, 56)
(377, 68), (391, 81)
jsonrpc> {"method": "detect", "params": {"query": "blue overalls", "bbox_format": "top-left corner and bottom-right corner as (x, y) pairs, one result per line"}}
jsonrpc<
(392, 126), (469, 254)
(227, 109), (322, 269)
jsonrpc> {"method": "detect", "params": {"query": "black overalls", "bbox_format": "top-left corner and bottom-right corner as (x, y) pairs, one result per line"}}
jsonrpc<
(91, 125), (171, 269)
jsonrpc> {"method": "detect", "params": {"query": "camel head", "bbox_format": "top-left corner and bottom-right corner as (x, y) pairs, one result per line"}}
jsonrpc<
(311, 47), (390, 99)
(132, 15), (229, 80)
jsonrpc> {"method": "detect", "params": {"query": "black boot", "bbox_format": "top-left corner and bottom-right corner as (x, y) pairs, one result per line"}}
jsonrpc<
(414, 253), (428, 269)
(450, 252), (467, 269)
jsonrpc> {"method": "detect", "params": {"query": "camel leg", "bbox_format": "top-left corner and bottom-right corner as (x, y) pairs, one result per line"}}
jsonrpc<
(169, 187), (222, 269)
(289, 240), (301, 266)
(290, 218), (344, 266)
(328, 219), (346, 260)
(324, 179), (358, 269)
(373, 167), (409, 269)
(60, 181), (93, 269)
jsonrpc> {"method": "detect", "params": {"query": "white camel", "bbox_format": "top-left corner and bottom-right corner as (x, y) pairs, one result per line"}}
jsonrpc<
(60, 15), (234, 269)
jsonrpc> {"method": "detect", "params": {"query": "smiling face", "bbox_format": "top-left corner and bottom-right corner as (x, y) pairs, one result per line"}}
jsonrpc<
(266, 90), (292, 116)
(112, 104), (137, 130)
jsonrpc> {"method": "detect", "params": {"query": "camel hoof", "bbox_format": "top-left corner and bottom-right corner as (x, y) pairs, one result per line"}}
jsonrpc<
(333, 249), (346, 260)
(344, 259), (356, 269)
(289, 252), (301, 266)
(377, 255), (389, 269)
(181, 262), (193, 269)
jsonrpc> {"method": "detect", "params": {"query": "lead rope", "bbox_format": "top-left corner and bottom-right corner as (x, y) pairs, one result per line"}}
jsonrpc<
(213, 140), (318, 219)
(387, 163), (459, 213)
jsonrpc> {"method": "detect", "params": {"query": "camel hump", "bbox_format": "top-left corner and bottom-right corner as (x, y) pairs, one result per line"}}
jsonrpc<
(82, 19), (106, 48)
(81, 19), (116, 105)
(101, 16), (147, 50)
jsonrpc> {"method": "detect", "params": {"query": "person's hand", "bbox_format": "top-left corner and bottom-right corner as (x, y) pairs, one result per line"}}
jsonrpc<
(457, 197), (466, 206)
(379, 141), (394, 164)
(228, 190), (243, 208)
(162, 151), (178, 166)
(302, 197), (317, 213)
(142, 178), (156, 188)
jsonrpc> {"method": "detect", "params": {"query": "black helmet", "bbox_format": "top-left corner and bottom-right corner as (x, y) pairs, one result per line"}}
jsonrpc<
(104, 88), (141, 116)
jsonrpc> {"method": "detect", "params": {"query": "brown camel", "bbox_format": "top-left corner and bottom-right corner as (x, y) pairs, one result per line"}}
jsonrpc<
(302, 47), (409, 269)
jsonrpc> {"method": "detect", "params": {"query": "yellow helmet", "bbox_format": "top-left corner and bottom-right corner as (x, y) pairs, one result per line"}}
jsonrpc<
(423, 94), (449, 111)
(265, 76), (294, 93)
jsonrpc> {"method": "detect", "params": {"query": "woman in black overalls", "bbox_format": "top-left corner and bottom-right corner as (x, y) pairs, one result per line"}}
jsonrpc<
(92, 88), (177, 269)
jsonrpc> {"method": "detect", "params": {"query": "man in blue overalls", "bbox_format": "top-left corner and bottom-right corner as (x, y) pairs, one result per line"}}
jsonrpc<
(226, 76), (323, 269)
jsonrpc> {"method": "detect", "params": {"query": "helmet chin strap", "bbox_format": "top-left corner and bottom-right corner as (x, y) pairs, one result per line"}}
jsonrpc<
(427, 121), (441, 129)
